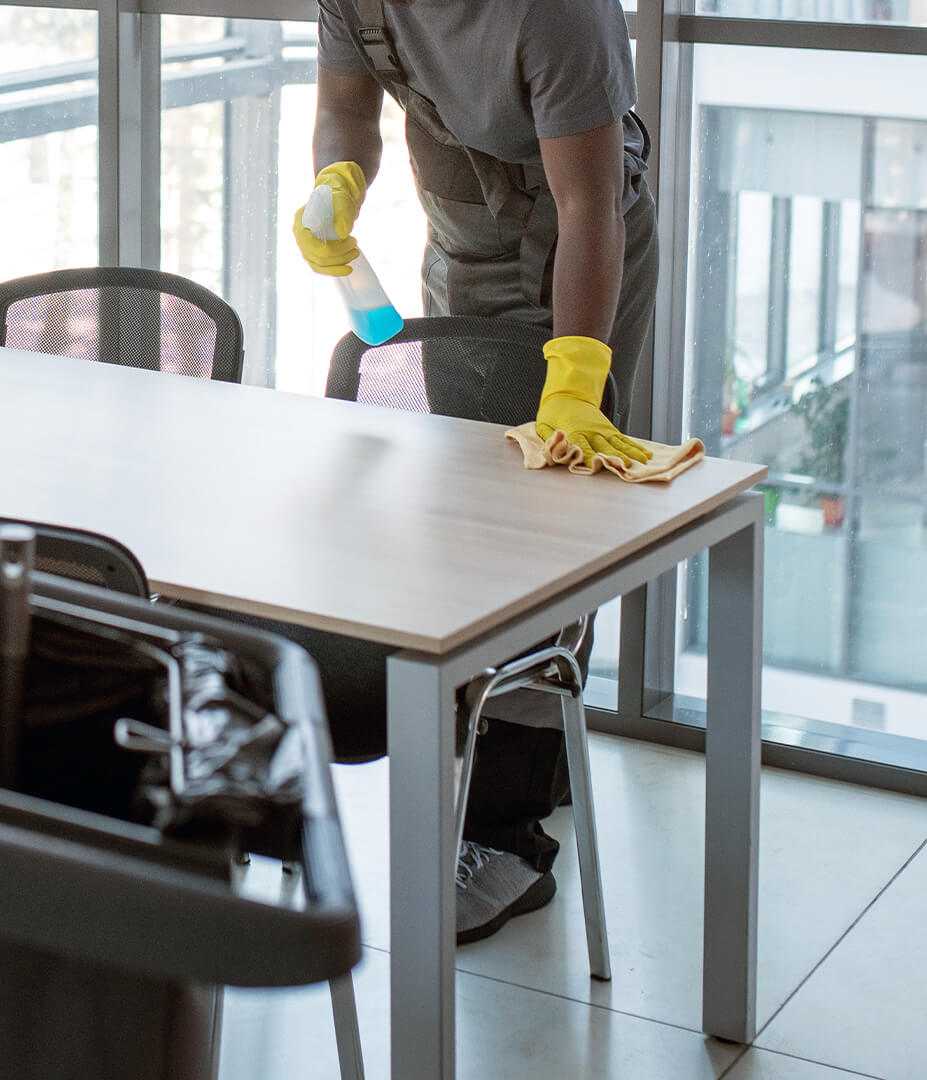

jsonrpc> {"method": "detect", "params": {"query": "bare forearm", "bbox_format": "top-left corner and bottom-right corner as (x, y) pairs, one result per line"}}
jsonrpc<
(539, 123), (626, 344)
(552, 204), (624, 342)
(313, 108), (383, 183)
(313, 66), (384, 183)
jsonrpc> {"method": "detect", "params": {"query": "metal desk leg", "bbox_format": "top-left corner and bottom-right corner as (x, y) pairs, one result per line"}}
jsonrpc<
(387, 653), (457, 1080)
(703, 510), (763, 1043)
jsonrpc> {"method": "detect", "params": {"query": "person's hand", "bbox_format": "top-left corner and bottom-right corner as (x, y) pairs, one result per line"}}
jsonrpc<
(536, 336), (652, 468)
(293, 161), (366, 277)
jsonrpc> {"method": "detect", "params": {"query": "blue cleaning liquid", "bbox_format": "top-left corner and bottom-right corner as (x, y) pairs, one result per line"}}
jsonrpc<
(349, 304), (404, 346)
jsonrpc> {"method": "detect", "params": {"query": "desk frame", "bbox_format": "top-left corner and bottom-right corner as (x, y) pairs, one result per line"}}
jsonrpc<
(387, 492), (763, 1079)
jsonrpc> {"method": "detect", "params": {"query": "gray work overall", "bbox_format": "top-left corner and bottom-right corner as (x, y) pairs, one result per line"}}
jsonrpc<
(353, 0), (658, 425)
(347, 0), (659, 869)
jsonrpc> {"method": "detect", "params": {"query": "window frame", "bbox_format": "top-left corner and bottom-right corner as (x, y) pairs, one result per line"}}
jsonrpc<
(3, 0), (926, 794)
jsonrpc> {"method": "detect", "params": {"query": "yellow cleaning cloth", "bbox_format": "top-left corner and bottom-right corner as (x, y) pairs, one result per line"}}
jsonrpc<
(506, 423), (705, 483)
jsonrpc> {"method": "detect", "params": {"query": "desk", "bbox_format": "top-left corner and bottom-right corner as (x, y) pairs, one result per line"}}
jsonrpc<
(0, 348), (767, 1076)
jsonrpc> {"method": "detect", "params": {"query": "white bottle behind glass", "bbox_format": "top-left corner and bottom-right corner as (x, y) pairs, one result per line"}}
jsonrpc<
(302, 185), (404, 346)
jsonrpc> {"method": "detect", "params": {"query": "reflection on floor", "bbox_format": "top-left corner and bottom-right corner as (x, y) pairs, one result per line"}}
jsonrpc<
(220, 734), (927, 1080)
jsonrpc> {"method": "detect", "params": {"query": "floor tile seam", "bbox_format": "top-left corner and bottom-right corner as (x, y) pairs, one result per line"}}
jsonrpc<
(716, 1046), (752, 1078)
(363, 942), (715, 1038)
(358, 950), (726, 1049)
(753, 835), (927, 1044)
(438, 962), (719, 1039)
(350, 952), (886, 1080)
(360, 941), (700, 1032)
(747, 1045), (887, 1079)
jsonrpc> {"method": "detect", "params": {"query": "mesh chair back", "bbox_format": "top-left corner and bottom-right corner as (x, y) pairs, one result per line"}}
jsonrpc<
(0, 518), (149, 597)
(327, 317), (616, 425)
(0, 267), (243, 383)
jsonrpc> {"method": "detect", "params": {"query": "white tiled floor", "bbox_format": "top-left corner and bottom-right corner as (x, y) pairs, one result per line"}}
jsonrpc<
(219, 734), (927, 1080)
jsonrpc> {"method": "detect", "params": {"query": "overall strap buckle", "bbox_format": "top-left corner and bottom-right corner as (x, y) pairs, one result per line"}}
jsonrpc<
(357, 14), (404, 77)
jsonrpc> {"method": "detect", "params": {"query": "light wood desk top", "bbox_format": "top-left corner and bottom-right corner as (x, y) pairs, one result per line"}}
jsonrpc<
(0, 348), (766, 653)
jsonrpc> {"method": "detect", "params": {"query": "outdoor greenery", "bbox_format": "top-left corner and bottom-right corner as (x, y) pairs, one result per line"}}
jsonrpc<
(794, 376), (850, 486)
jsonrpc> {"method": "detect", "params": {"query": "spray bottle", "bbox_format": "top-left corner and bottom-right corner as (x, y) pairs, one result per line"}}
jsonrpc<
(302, 185), (404, 346)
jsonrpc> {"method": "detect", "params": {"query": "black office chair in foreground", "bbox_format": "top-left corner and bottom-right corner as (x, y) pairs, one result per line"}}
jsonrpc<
(0, 266), (243, 382)
(0, 529), (361, 1080)
(0, 517), (149, 596)
(328, 316), (612, 982)
(0, 518), (366, 1080)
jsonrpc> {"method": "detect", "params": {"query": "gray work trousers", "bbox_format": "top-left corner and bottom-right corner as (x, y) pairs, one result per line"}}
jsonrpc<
(418, 180), (659, 869)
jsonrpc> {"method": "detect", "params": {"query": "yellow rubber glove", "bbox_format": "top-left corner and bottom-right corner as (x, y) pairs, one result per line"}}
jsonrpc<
(292, 161), (367, 277)
(536, 336), (653, 468)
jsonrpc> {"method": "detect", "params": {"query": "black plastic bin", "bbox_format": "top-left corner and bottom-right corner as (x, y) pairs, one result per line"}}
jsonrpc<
(0, 571), (361, 1080)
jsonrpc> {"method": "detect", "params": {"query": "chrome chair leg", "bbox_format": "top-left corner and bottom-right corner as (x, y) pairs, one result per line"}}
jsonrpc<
(557, 653), (612, 982)
(455, 678), (493, 855)
(329, 974), (365, 1080)
(298, 844), (364, 1080)
(454, 644), (611, 981)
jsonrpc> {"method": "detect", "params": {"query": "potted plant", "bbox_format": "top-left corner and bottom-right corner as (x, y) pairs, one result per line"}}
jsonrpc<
(793, 377), (850, 528)
(721, 341), (752, 437)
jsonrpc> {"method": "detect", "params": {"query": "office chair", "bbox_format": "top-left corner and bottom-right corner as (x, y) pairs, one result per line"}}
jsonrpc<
(0, 517), (150, 597)
(328, 314), (617, 422)
(327, 316), (612, 981)
(1, 560), (362, 1079)
(0, 534), (364, 1079)
(0, 267), (243, 382)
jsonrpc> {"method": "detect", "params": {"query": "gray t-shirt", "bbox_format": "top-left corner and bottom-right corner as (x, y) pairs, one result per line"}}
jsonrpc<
(317, 0), (646, 181)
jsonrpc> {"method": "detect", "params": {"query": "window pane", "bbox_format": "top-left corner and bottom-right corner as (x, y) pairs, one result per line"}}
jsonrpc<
(160, 16), (426, 393)
(734, 190), (772, 405)
(695, 0), (927, 24)
(0, 6), (98, 280)
(587, 598), (620, 712)
(162, 16), (224, 48)
(678, 45), (927, 741)
(787, 195), (823, 374)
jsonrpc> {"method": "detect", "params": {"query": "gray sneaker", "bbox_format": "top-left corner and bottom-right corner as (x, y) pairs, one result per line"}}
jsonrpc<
(456, 841), (556, 945)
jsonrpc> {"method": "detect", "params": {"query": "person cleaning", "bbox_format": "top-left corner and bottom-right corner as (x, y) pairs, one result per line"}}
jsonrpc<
(293, 0), (658, 943)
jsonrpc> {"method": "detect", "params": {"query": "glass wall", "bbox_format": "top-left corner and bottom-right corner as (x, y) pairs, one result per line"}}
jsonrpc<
(696, 0), (927, 24)
(3, 0), (925, 782)
(160, 16), (426, 392)
(0, 6), (97, 281)
(675, 45), (927, 740)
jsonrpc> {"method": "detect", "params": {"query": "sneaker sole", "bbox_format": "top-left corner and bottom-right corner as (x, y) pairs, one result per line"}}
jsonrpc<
(456, 871), (557, 946)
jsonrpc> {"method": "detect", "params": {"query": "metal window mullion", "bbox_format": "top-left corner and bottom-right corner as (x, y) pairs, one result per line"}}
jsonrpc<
(613, 0), (692, 723)
(137, 0), (319, 19)
(818, 200), (842, 355)
(98, 0), (119, 266)
(139, 12), (161, 268)
(766, 195), (791, 386)
(98, 0), (161, 268)
(648, 36), (696, 709)
(840, 118), (876, 679)
(672, 15), (927, 56)
(616, 0), (664, 719)
(0, 0), (97, 9)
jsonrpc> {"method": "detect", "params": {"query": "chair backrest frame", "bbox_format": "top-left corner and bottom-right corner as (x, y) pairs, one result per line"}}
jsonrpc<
(0, 518), (150, 598)
(0, 267), (244, 384)
(327, 316), (618, 423)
